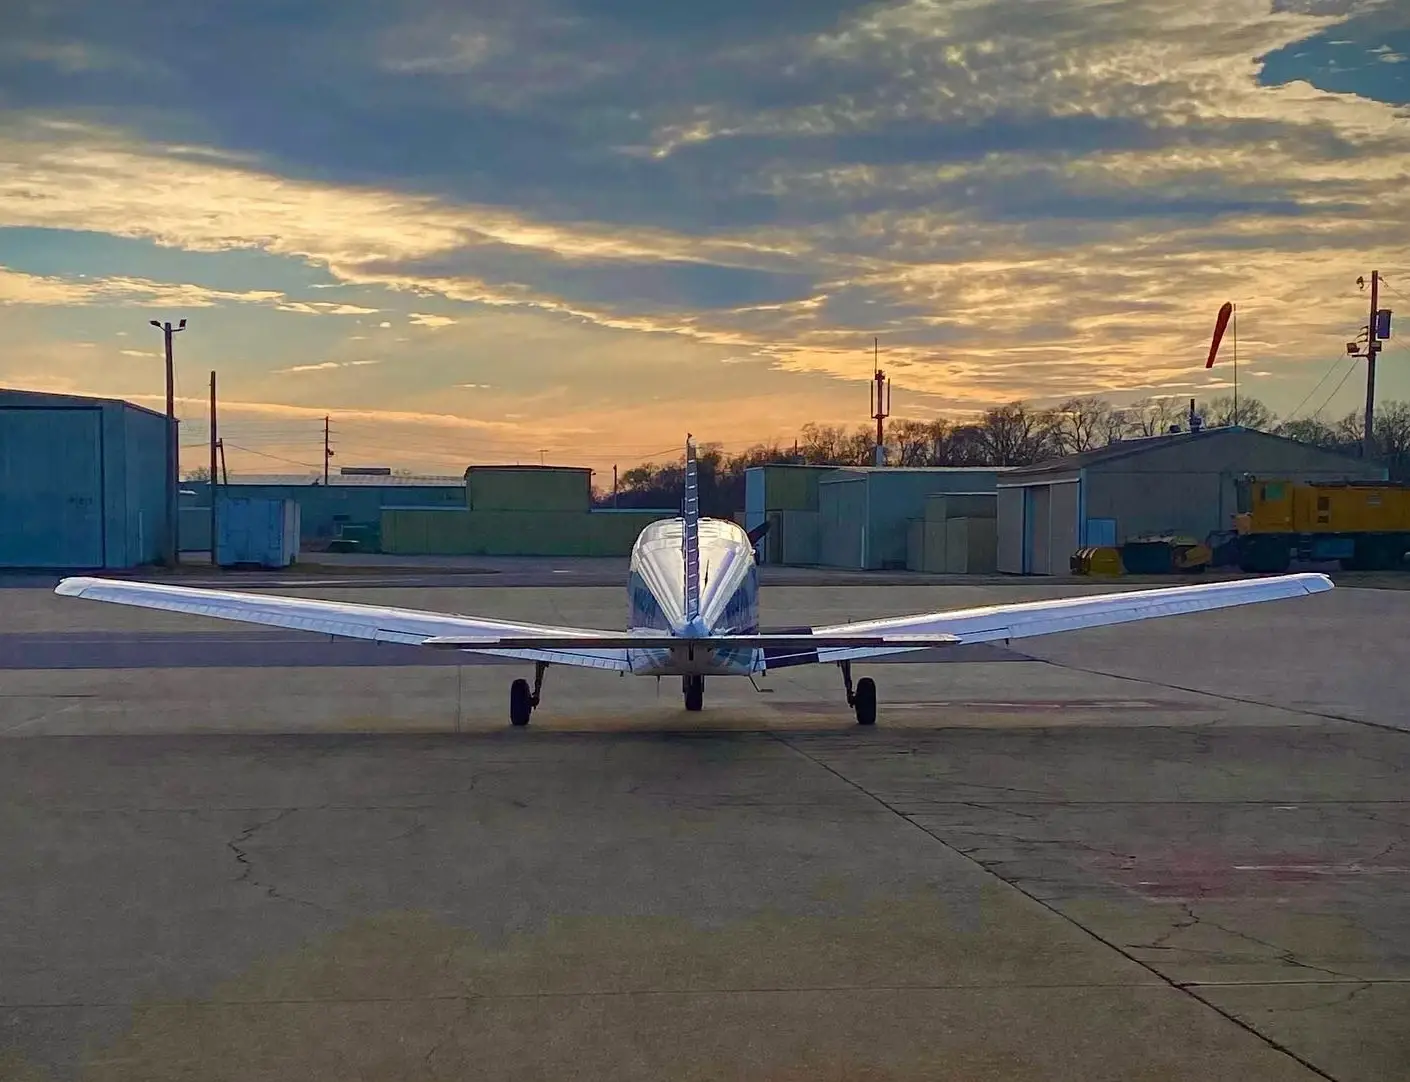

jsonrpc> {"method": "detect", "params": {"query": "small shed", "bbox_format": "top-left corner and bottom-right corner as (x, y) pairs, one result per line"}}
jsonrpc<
(0, 388), (169, 569)
(996, 427), (1387, 575)
(818, 467), (1009, 570)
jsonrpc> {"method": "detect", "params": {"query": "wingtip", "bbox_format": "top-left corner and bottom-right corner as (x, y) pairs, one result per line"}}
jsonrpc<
(54, 576), (95, 597)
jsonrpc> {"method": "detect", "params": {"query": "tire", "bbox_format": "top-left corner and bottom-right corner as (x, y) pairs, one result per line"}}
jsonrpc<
(684, 675), (704, 712)
(510, 678), (533, 727)
(853, 677), (877, 726)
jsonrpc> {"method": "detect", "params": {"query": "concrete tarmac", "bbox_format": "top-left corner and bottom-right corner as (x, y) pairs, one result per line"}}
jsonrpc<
(1, 575), (1406, 1081)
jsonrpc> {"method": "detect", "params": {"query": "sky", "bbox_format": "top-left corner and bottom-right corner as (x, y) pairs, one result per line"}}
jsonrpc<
(1, 0), (1408, 479)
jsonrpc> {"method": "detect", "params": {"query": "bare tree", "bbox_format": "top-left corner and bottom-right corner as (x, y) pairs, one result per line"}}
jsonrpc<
(976, 402), (1054, 465)
(1200, 395), (1275, 430)
(1050, 396), (1113, 454)
(1275, 417), (1342, 449)
(1126, 397), (1185, 437)
(887, 419), (938, 466)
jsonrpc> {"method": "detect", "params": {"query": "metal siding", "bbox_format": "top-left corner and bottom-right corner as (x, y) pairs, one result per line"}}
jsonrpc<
(745, 468), (765, 533)
(818, 478), (865, 568)
(945, 517), (997, 573)
(760, 465), (834, 512)
(379, 508), (670, 556)
(1049, 481), (1080, 574)
(217, 498), (299, 567)
(779, 509), (821, 565)
(1086, 470), (1223, 541)
(122, 403), (168, 566)
(1030, 485), (1052, 575)
(467, 468), (591, 512)
(0, 408), (104, 567)
(996, 486), (1025, 573)
(862, 470), (1004, 570)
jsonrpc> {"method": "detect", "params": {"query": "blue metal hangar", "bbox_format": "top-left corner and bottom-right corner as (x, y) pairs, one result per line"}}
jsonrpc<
(0, 388), (170, 570)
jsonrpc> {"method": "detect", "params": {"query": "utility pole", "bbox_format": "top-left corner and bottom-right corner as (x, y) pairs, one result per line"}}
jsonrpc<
(323, 415), (333, 484)
(539, 449), (547, 466)
(217, 439), (228, 485)
(1364, 270), (1381, 459)
(149, 318), (186, 566)
(612, 464), (619, 508)
(209, 370), (218, 566)
(870, 337), (890, 467)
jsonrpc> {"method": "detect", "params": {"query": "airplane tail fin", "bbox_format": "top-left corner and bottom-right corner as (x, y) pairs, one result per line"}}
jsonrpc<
(683, 433), (701, 623)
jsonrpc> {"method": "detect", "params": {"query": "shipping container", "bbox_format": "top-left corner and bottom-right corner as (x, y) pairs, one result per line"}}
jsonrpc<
(216, 497), (300, 568)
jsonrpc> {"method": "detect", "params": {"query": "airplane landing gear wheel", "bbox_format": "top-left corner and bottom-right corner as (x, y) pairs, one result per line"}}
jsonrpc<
(510, 678), (533, 727)
(853, 677), (877, 726)
(684, 675), (704, 712)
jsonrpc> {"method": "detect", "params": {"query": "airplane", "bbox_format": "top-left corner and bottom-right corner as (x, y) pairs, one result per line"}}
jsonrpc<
(54, 436), (1334, 727)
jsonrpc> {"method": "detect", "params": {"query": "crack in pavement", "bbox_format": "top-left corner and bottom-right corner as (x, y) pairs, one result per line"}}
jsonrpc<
(1189, 980), (1378, 1017)
(226, 808), (331, 914)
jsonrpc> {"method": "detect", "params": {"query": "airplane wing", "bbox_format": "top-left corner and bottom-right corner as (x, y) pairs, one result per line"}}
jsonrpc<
(762, 573), (1333, 668)
(53, 577), (631, 670)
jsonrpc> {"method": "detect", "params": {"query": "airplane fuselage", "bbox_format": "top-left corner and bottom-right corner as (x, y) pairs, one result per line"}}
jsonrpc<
(626, 517), (760, 676)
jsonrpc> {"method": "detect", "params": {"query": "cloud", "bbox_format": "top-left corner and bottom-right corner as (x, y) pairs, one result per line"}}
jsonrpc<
(276, 301), (381, 315)
(409, 312), (457, 328)
(118, 348), (153, 358)
(274, 359), (381, 374)
(0, 0), (1406, 459)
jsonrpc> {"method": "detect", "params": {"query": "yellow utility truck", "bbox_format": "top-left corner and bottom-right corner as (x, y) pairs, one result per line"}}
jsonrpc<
(1232, 476), (1410, 572)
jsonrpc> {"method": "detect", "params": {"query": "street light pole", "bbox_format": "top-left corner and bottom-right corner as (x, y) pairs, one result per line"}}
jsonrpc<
(150, 318), (186, 566)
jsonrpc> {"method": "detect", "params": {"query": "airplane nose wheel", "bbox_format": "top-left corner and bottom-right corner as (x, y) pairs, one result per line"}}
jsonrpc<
(683, 675), (704, 712)
(510, 661), (547, 727)
(840, 661), (876, 726)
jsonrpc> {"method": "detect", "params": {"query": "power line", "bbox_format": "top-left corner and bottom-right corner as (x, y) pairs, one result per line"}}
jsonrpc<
(1309, 360), (1359, 421)
(1286, 355), (1353, 421)
(222, 442), (325, 471)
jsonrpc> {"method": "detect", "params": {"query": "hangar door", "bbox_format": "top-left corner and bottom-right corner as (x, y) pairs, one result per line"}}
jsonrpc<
(0, 408), (104, 568)
(1049, 481), (1080, 573)
(1023, 480), (1081, 574)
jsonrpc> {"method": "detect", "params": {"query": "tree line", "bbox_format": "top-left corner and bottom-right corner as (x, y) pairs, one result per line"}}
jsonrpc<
(599, 396), (1410, 517)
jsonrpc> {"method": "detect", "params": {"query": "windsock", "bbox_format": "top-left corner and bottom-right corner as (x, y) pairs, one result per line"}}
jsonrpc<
(1206, 302), (1234, 368)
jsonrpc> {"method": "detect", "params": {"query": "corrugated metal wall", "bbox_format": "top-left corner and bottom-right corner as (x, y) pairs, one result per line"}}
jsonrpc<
(779, 510), (821, 564)
(819, 477), (866, 568)
(381, 508), (673, 556)
(467, 467), (591, 512)
(120, 403), (168, 567)
(996, 486), (1025, 573)
(0, 407), (104, 567)
(1029, 485), (1052, 574)
(1049, 481), (1080, 573)
(946, 518), (997, 573)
